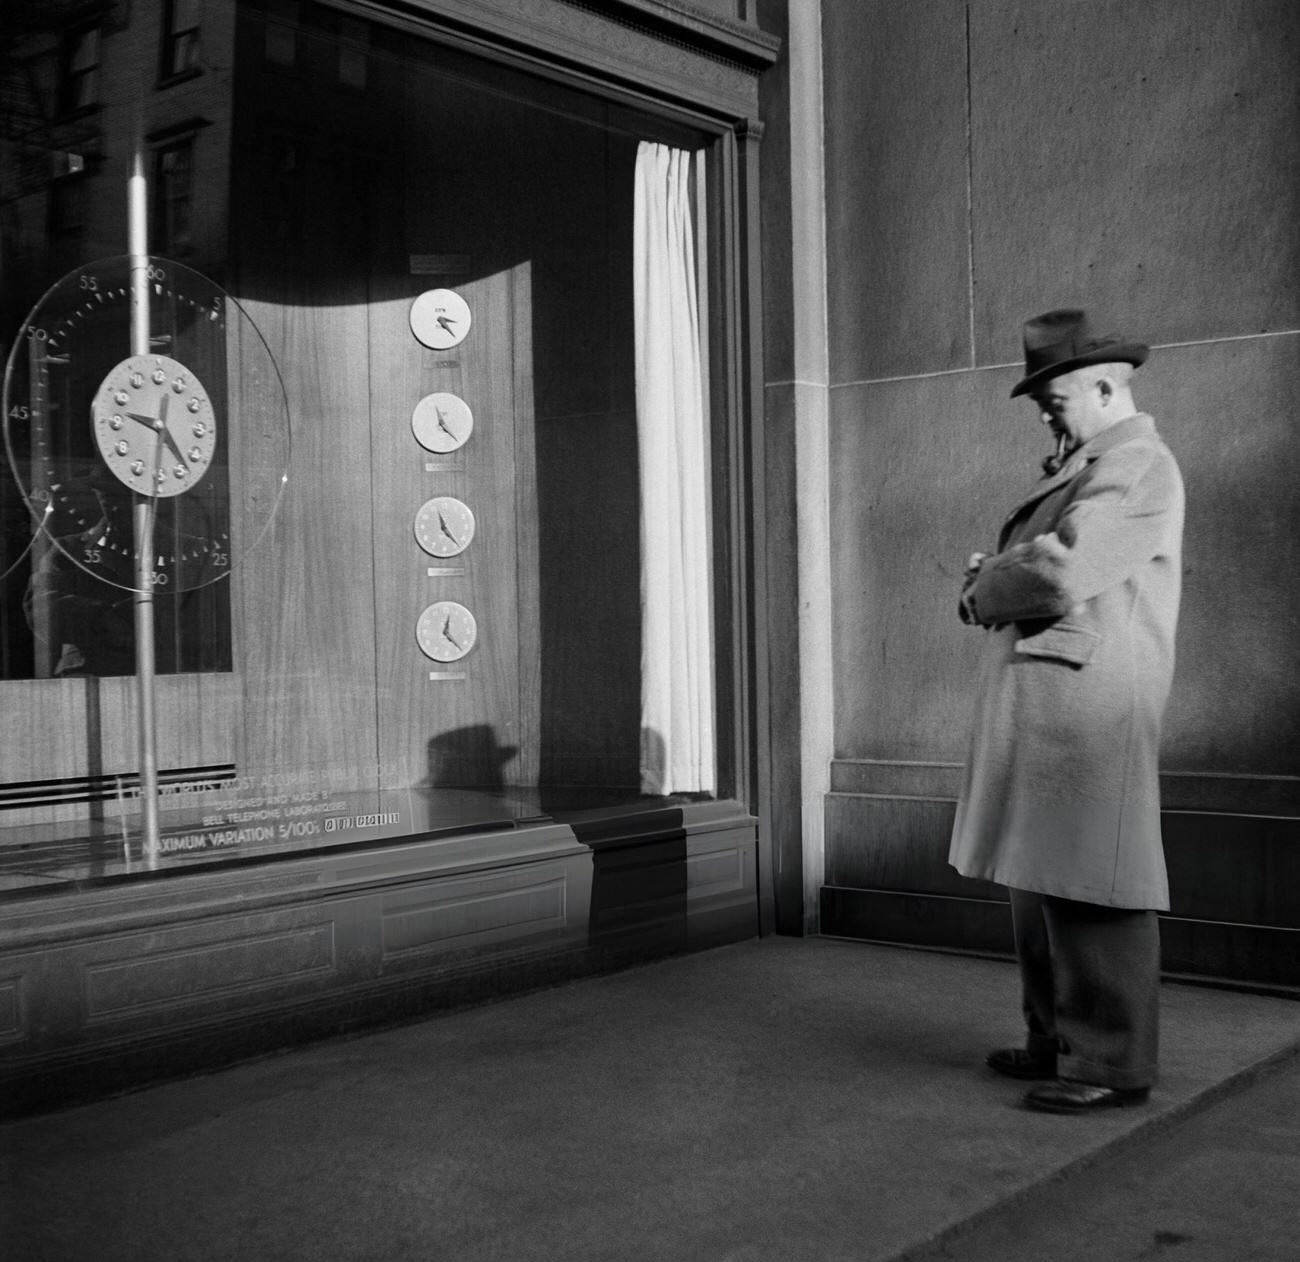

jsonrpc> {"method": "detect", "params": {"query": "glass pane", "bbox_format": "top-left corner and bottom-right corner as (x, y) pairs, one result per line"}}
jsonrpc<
(69, 31), (100, 75)
(0, 0), (724, 893)
(167, 30), (202, 77)
(337, 16), (367, 87)
(63, 30), (101, 110)
(264, 0), (297, 65)
(174, 0), (203, 32)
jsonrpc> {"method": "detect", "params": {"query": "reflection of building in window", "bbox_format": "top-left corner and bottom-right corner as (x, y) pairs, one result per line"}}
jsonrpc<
(261, 3), (365, 84)
(161, 0), (203, 81)
(154, 137), (194, 254)
(49, 167), (88, 239)
(265, 0), (299, 66)
(337, 16), (368, 89)
(60, 26), (101, 115)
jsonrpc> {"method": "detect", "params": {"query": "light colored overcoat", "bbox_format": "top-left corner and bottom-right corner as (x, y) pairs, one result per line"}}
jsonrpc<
(948, 413), (1184, 910)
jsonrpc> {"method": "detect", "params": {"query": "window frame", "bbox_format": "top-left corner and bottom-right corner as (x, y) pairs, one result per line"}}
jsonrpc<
(151, 134), (197, 256)
(159, 0), (204, 85)
(57, 23), (102, 117)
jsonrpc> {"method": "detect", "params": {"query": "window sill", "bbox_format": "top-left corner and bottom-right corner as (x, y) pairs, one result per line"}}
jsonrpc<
(156, 67), (203, 90)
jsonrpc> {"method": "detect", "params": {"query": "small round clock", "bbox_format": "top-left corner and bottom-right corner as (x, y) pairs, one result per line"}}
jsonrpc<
(416, 600), (477, 663)
(411, 392), (473, 454)
(91, 354), (217, 497)
(409, 288), (471, 351)
(414, 496), (475, 558)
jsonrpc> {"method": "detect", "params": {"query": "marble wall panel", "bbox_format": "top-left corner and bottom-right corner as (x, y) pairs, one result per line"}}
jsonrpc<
(1137, 334), (1300, 771)
(821, 0), (972, 382)
(969, 0), (1300, 361)
(829, 366), (1033, 763)
(827, 332), (1300, 781)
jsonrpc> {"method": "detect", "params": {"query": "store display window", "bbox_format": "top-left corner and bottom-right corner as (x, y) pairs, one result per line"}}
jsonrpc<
(0, 0), (740, 893)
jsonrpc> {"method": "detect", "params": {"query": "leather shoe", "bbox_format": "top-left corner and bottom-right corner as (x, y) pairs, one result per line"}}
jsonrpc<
(986, 1047), (1057, 1080)
(1023, 1080), (1151, 1114)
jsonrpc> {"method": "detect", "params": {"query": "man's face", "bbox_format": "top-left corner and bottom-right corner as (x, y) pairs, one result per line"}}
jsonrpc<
(1028, 367), (1103, 448)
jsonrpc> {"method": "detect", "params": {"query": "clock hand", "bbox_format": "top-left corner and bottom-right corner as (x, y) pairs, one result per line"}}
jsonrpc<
(437, 511), (458, 544)
(145, 396), (188, 472)
(124, 394), (186, 469)
(441, 615), (461, 650)
(435, 407), (456, 438)
(158, 420), (189, 468)
(436, 315), (457, 333)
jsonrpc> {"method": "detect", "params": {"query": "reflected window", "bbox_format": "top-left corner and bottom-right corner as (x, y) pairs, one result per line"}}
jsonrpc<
(49, 171), (89, 239)
(265, 0), (298, 66)
(161, 0), (204, 81)
(154, 138), (195, 255)
(337, 16), (368, 88)
(59, 26), (101, 115)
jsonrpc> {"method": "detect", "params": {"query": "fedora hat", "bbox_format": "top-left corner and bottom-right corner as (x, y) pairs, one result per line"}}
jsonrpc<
(1010, 308), (1149, 398)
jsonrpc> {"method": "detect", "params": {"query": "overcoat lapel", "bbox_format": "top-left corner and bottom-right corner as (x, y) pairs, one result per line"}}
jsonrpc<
(997, 415), (1155, 547)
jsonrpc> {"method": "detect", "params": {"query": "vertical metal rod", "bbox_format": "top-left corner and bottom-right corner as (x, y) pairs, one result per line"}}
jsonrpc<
(129, 150), (161, 860)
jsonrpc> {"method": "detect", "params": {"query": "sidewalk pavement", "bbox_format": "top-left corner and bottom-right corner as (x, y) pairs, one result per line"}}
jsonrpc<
(909, 1045), (1300, 1261)
(2, 936), (1298, 1262)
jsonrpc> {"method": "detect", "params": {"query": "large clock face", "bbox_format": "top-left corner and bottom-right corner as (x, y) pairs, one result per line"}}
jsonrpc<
(91, 354), (218, 498)
(414, 496), (475, 558)
(416, 600), (477, 663)
(3, 256), (290, 593)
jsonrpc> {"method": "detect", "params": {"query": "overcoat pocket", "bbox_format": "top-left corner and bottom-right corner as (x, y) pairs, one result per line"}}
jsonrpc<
(1013, 622), (1102, 666)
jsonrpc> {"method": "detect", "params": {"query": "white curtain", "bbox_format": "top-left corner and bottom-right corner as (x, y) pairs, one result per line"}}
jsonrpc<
(633, 142), (715, 796)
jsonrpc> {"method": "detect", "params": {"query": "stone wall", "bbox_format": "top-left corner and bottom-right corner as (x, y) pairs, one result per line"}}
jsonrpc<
(815, 0), (1300, 972)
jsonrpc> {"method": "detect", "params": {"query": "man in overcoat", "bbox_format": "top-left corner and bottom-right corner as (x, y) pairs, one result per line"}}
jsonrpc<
(950, 308), (1184, 1114)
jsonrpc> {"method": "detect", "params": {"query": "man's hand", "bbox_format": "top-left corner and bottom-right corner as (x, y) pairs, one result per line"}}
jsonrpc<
(959, 552), (988, 625)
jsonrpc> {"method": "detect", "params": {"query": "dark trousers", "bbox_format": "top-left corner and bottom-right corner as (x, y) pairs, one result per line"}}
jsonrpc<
(1009, 888), (1161, 1090)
